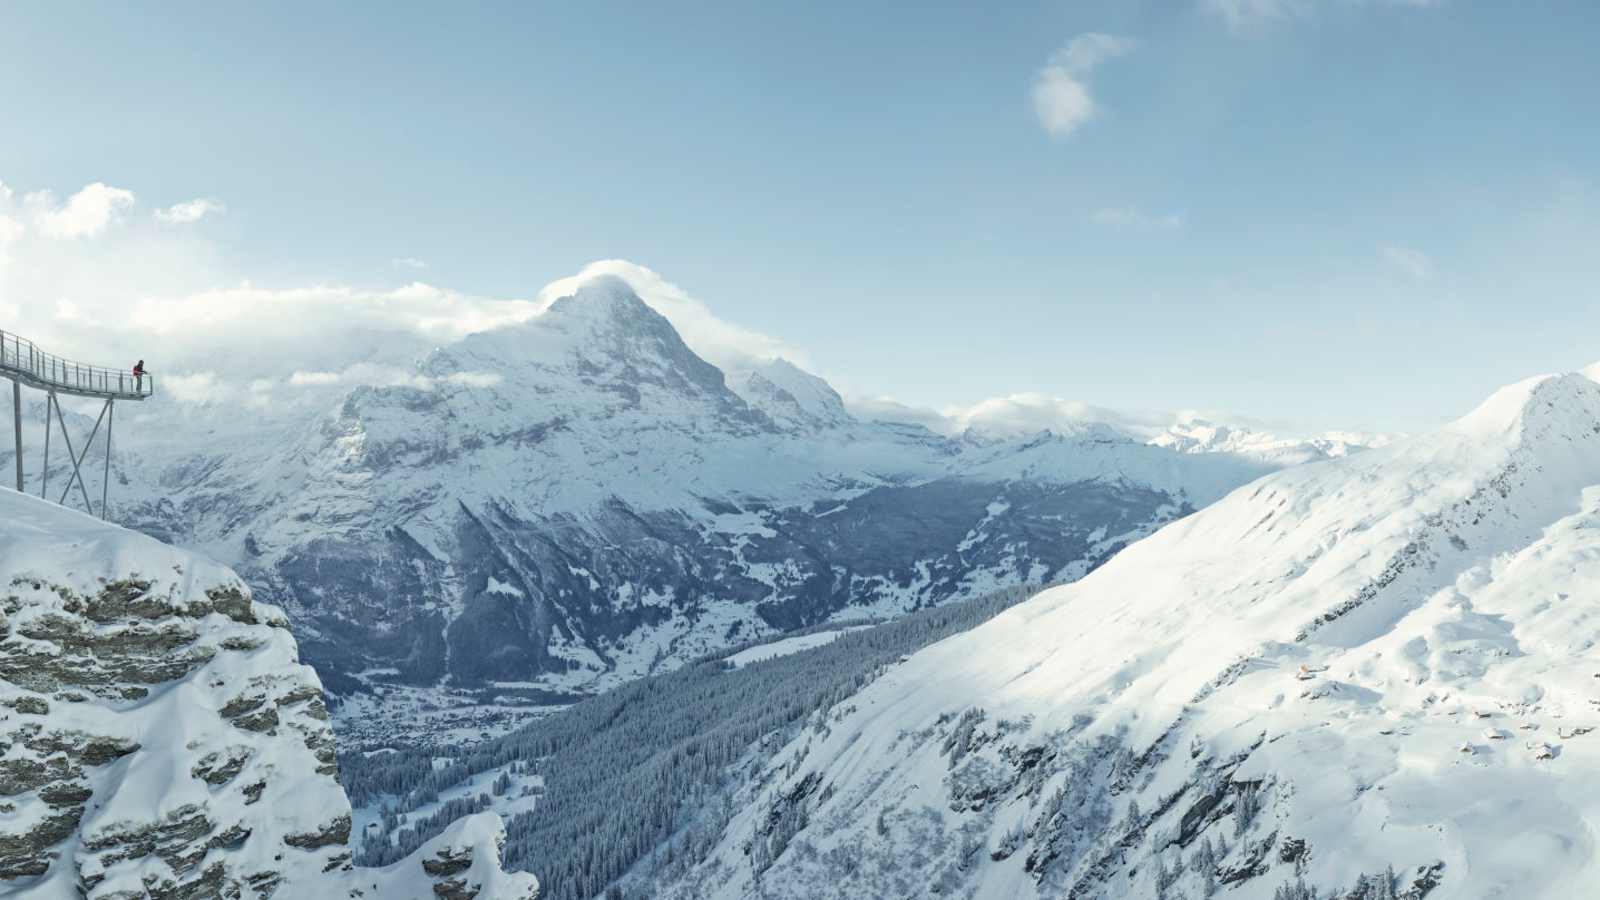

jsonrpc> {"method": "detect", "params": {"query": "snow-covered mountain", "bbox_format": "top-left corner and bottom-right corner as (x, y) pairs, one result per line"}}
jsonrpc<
(647, 369), (1600, 900)
(0, 489), (537, 899)
(727, 358), (854, 432)
(4, 275), (1321, 747)
(1151, 418), (1393, 467)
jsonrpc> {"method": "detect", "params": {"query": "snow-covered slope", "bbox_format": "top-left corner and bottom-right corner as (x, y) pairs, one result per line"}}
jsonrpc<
(652, 370), (1600, 900)
(0, 490), (537, 899)
(3, 275), (1300, 748)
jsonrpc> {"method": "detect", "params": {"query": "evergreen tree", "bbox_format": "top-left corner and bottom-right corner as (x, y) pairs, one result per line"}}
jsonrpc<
(342, 582), (1047, 899)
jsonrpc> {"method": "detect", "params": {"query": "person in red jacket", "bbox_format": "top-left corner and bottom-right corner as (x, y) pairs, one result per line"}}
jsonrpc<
(132, 359), (145, 391)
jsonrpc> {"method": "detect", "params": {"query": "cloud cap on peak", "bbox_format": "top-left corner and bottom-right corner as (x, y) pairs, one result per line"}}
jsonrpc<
(536, 260), (807, 372)
(540, 272), (660, 322)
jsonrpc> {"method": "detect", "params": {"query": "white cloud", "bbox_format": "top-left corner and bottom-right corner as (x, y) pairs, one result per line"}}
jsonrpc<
(312, 364), (432, 389)
(882, 393), (1338, 443)
(842, 388), (1361, 446)
(442, 371), (502, 388)
(846, 391), (1180, 439)
(27, 182), (136, 238)
(155, 197), (225, 224)
(288, 371), (342, 386)
(1031, 33), (1135, 139)
(2, 179), (806, 387)
(392, 257), (429, 270)
(943, 392), (1161, 438)
(115, 282), (544, 368)
(161, 371), (223, 404)
(1032, 69), (1095, 138)
(1380, 244), (1432, 280)
(0, 183), (543, 377)
(1092, 207), (1184, 230)
(841, 395), (954, 433)
(0, 214), (23, 266)
(286, 365), (501, 392)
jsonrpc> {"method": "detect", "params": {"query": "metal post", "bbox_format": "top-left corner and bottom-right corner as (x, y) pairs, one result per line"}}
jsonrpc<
(54, 396), (106, 512)
(101, 399), (113, 520)
(10, 379), (19, 492)
(40, 394), (51, 499)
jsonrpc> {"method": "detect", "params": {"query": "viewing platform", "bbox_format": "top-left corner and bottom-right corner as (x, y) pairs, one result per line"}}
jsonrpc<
(0, 330), (154, 400)
(3, 329), (152, 518)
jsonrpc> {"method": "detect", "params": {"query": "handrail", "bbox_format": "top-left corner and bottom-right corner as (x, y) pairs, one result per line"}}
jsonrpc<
(0, 330), (154, 400)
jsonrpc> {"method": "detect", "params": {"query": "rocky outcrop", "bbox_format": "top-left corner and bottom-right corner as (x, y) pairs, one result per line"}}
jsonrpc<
(0, 490), (538, 899)
(413, 814), (541, 900)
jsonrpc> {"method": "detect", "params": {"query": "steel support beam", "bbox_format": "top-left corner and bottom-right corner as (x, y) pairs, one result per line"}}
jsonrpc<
(52, 395), (104, 514)
(101, 400), (113, 519)
(10, 379), (19, 492)
(40, 393), (51, 499)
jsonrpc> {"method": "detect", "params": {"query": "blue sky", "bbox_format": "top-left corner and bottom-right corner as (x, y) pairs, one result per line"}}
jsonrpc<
(2, 1), (1598, 433)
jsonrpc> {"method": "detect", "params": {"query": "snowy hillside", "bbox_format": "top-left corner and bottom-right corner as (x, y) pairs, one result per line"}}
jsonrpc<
(646, 369), (1600, 900)
(3, 275), (1300, 749)
(0, 490), (537, 899)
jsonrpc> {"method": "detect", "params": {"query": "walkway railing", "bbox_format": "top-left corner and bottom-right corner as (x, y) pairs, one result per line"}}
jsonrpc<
(4, 327), (152, 518)
(0, 330), (154, 400)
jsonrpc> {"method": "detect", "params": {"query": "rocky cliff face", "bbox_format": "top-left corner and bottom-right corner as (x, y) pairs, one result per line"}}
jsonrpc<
(0, 490), (538, 899)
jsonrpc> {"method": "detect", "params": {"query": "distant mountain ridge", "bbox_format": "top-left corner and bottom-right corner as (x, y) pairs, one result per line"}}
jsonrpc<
(0, 275), (1377, 748)
(1152, 417), (1394, 466)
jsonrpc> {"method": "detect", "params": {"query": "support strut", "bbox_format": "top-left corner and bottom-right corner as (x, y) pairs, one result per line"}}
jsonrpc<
(101, 400), (113, 519)
(52, 395), (105, 515)
(10, 379), (19, 492)
(40, 394), (51, 500)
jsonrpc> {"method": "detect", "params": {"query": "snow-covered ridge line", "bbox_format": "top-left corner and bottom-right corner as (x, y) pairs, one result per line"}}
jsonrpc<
(0, 274), (1322, 753)
(650, 369), (1600, 899)
(1151, 417), (1393, 466)
(0, 490), (537, 899)
(4, 274), (1385, 752)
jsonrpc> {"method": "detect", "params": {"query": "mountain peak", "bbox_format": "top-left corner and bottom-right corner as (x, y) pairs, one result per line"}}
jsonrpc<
(406, 272), (779, 436)
(1450, 371), (1600, 443)
(543, 274), (665, 329)
(537, 275), (740, 402)
(730, 357), (852, 431)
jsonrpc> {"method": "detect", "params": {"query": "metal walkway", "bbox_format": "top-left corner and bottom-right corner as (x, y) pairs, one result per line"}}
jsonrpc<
(1, 331), (155, 400)
(2, 329), (154, 519)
